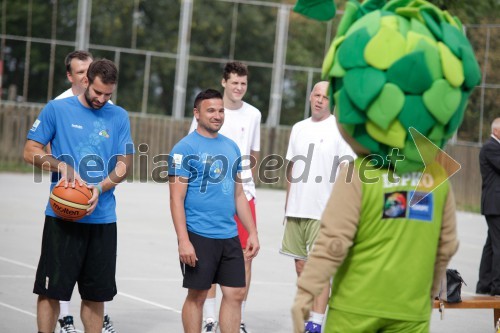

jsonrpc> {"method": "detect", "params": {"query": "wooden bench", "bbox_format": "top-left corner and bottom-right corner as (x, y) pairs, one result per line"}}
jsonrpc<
(433, 295), (500, 327)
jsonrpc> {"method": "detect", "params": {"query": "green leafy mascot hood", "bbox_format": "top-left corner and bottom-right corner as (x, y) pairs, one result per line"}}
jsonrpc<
(295, 0), (481, 174)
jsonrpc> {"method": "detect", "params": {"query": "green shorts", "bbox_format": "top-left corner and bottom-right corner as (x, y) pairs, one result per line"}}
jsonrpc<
(325, 308), (430, 333)
(280, 217), (321, 260)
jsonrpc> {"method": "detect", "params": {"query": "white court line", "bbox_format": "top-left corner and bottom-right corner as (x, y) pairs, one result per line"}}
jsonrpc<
(0, 255), (182, 314)
(117, 292), (181, 314)
(0, 274), (295, 287)
(0, 302), (84, 333)
(0, 301), (36, 317)
(0, 275), (33, 278)
(0, 302), (85, 333)
(0, 256), (294, 285)
(117, 277), (182, 282)
(0, 256), (37, 270)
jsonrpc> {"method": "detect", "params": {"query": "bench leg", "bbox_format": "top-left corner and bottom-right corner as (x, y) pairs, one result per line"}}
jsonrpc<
(495, 308), (500, 328)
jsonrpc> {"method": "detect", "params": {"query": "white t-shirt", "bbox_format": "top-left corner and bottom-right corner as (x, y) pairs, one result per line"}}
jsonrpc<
(189, 101), (261, 200)
(285, 115), (356, 220)
(54, 88), (114, 104)
(55, 88), (74, 100)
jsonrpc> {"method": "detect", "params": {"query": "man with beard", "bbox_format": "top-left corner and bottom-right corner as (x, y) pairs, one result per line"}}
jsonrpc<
(23, 59), (134, 333)
(189, 62), (261, 333)
(169, 89), (260, 333)
(51, 50), (117, 333)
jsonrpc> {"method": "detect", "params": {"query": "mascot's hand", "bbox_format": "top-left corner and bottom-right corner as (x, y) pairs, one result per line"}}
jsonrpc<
(291, 288), (314, 333)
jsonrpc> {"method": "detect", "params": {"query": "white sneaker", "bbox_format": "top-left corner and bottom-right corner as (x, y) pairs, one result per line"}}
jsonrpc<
(202, 318), (218, 333)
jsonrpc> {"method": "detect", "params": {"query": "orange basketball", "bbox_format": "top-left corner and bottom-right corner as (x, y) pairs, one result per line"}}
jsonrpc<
(49, 182), (93, 221)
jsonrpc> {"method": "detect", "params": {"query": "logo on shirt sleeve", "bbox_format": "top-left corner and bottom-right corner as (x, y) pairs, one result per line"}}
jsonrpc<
(173, 154), (183, 169)
(30, 119), (41, 132)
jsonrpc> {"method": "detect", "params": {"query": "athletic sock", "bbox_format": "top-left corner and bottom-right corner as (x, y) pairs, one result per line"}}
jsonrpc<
(241, 300), (246, 322)
(204, 297), (217, 321)
(59, 301), (70, 319)
(310, 311), (325, 325)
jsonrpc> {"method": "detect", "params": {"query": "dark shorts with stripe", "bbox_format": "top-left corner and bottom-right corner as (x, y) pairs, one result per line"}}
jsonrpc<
(181, 231), (245, 290)
(33, 216), (117, 302)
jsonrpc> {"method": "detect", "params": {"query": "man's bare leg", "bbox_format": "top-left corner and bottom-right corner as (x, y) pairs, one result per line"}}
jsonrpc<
(81, 300), (104, 333)
(37, 295), (59, 333)
(184, 289), (209, 333)
(206, 284), (216, 299)
(219, 286), (245, 333)
(243, 259), (252, 301)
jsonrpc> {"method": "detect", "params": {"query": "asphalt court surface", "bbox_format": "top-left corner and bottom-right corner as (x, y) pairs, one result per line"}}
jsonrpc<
(0, 172), (495, 332)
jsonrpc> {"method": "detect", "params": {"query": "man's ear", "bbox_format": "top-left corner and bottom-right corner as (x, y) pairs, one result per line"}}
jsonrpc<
(82, 76), (89, 88)
(66, 71), (74, 84)
(193, 108), (200, 120)
(221, 78), (226, 89)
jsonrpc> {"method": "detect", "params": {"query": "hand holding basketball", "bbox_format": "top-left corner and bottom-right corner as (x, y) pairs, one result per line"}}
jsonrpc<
(87, 183), (102, 215)
(57, 162), (84, 188)
(50, 181), (93, 221)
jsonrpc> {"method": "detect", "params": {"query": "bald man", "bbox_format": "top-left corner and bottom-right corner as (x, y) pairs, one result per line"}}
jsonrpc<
(280, 81), (355, 333)
(477, 118), (500, 296)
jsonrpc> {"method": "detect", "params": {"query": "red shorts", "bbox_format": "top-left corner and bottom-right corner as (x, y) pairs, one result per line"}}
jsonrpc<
(235, 198), (256, 249)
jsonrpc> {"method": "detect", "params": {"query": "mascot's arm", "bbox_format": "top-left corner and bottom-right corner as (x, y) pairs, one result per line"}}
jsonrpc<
(432, 187), (459, 297)
(291, 163), (361, 332)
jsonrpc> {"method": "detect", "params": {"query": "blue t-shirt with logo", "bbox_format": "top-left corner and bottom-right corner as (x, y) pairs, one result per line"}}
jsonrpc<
(27, 96), (135, 224)
(168, 131), (242, 239)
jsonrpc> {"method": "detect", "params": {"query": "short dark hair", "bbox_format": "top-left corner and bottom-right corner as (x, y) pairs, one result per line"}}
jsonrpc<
(222, 61), (248, 81)
(194, 89), (223, 109)
(65, 50), (93, 73)
(87, 59), (118, 85)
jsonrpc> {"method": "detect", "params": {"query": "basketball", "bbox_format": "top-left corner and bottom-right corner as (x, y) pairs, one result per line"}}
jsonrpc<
(49, 182), (93, 221)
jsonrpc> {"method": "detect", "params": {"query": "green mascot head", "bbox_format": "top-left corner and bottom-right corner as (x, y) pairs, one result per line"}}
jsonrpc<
(320, 0), (481, 173)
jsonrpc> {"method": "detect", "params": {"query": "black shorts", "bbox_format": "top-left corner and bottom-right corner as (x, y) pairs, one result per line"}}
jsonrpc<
(181, 231), (245, 290)
(33, 216), (117, 302)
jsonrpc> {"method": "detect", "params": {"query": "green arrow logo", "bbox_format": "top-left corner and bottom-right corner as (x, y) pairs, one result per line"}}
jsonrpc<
(408, 127), (461, 206)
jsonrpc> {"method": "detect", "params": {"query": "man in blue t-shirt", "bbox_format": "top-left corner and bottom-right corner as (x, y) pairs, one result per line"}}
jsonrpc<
(168, 89), (260, 333)
(24, 59), (134, 333)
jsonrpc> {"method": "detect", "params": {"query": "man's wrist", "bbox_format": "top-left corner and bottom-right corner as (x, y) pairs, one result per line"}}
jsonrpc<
(96, 183), (103, 195)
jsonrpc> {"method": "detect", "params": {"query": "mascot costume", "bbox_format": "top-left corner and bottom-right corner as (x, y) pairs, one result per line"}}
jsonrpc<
(291, 0), (481, 332)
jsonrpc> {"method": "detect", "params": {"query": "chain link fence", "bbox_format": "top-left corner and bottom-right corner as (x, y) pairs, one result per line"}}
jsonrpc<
(0, 0), (498, 142)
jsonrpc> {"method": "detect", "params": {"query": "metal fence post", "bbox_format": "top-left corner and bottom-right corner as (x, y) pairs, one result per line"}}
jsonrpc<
(76, 0), (92, 50)
(172, 0), (193, 119)
(266, 4), (290, 127)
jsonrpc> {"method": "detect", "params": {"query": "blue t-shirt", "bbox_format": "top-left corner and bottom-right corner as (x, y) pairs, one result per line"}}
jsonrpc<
(168, 131), (242, 239)
(27, 96), (135, 224)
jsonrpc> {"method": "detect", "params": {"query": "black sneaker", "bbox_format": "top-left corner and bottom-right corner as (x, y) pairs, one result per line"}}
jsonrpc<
(240, 322), (250, 333)
(58, 315), (77, 333)
(102, 314), (116, 333)
(202, 319), (218, 332)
